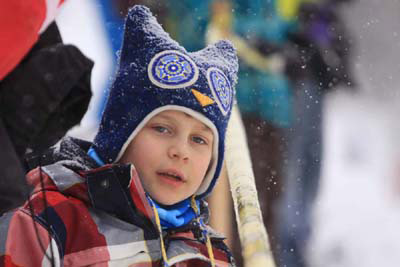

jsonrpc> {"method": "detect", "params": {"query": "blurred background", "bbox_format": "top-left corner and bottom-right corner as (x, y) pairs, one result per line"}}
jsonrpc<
(6, 0), (399, 266)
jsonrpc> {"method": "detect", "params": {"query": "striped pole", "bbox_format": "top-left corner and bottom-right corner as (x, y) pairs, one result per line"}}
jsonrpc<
(225, 105), (276, 267)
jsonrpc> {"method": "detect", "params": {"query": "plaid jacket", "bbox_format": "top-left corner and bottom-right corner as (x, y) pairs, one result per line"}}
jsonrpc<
(0, 137), (234, 266)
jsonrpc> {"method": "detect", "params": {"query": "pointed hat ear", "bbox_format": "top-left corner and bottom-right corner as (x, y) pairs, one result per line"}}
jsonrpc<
(194, 39), (239, 86)
(214, 40), (238, 63)
(214, 40), (239, 83)
(119, 5), (182, 65)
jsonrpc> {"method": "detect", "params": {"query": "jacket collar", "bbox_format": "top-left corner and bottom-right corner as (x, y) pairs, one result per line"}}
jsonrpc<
(84, 164), (156, 229)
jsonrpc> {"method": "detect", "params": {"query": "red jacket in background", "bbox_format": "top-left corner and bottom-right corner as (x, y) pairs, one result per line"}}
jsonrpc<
(0, 0), (66, 80)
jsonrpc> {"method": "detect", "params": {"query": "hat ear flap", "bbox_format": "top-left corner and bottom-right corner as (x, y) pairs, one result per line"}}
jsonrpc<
(119, 5), (181, 66)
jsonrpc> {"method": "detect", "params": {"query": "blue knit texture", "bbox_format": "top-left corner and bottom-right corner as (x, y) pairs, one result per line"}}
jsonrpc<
(91, 5), (238, 199)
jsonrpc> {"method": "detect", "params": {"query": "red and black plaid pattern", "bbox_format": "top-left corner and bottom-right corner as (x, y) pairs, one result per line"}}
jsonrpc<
(0, 163), (234, 266)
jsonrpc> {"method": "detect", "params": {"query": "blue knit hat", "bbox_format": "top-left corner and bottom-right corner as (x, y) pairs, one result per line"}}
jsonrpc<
(91, 5), (238, 199)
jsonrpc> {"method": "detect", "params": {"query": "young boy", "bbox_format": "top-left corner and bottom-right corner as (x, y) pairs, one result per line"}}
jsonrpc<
(0, 5), (238, 267)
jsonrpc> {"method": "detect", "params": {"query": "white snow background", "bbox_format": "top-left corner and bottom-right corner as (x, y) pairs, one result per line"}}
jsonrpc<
(308, 1), (400, 266)
(56, 0), (114, 141)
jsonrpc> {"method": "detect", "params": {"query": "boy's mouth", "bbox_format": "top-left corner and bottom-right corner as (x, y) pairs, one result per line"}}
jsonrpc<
(157, 170), (185, 182)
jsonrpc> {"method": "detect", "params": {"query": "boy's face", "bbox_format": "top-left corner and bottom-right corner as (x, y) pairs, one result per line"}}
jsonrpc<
(120, 110), (214, 205)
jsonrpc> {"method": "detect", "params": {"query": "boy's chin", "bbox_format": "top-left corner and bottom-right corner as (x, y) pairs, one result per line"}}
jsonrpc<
(151, 195), (182, 206)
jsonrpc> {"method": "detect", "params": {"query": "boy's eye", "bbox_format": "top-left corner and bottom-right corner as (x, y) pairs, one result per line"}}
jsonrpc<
(192, 136), (207, 145)
(153, 126), (169, 133)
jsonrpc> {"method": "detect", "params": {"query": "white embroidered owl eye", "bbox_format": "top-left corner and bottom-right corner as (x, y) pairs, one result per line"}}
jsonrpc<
(207, 67), (232, 116)
(148, 50), (199, 89)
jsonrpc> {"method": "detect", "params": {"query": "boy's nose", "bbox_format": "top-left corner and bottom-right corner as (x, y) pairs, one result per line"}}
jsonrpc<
(167, 143), (189, 162)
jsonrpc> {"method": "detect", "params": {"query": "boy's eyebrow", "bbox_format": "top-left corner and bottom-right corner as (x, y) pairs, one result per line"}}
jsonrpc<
(183, 113), (214, 134)
(200, 124), (213, 134)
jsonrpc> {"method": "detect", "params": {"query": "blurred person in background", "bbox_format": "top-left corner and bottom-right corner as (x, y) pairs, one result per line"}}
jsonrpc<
(0, 0), (93, 215)
(275, 0), (354, 266)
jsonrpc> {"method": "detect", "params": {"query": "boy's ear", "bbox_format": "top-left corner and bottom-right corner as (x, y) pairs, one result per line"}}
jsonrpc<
(120, 5), (182, 65)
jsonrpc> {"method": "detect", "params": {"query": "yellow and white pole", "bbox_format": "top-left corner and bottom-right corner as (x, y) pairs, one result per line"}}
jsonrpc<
(225, 105), (276, 267)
